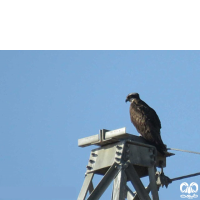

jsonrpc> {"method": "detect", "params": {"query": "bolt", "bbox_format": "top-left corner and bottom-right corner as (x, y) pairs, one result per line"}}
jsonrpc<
(116, 145), (122, 150)
(91, 153), (97, 157)
(115, 157), (121, 162)
(116, 151), (122, 156)
(86, 166), (92, 170)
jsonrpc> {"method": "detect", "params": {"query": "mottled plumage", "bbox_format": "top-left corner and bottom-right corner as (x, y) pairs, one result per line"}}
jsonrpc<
(126, 93), (166, 153)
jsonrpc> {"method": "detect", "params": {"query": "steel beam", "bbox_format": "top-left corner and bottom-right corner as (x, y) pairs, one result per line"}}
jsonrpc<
(112, 169), (127, 200)
(125, 164), (151, 200)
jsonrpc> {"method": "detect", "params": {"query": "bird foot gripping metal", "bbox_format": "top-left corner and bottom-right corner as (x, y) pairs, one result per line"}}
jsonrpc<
(77, 127), (173, 200)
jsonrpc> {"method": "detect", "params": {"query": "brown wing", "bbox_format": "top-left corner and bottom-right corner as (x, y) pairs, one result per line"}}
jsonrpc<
(130, 99), (166, 150)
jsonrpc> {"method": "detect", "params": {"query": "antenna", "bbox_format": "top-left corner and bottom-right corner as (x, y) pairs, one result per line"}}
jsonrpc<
(77, 127), (174, 200)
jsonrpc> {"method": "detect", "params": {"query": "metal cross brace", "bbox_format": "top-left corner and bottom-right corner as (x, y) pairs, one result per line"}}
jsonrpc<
(78, 161), (159, 200)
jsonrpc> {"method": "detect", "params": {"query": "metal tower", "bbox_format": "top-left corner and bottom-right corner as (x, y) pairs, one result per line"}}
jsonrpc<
(77, 127), (173, 200)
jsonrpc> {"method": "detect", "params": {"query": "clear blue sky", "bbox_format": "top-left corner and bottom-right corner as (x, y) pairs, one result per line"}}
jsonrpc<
(1, 51), (200, 200)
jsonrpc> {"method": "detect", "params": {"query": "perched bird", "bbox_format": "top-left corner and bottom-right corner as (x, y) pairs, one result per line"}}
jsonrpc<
(125, 93), (166, 153)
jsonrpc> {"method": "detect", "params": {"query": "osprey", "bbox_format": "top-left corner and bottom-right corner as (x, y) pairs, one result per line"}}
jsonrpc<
(125, 93), (166, 153)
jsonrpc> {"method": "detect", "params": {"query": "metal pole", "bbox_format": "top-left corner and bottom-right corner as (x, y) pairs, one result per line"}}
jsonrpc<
(78, 173), (94, 200)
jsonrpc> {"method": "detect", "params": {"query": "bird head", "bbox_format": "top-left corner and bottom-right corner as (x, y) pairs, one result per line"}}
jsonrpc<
(125, 93), (140, 103)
